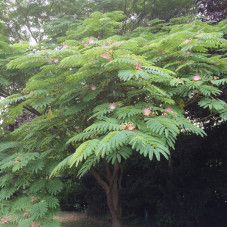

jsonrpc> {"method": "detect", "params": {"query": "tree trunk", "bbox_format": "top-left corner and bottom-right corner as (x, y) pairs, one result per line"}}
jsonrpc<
(106, 179), (122, 227)
(90, 160), (122, 227)
(112, 215), (121, 227)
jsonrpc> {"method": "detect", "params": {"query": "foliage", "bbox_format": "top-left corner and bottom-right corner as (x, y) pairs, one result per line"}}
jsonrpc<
(0, 6), (226, 227)
(0, 0), (196, 43)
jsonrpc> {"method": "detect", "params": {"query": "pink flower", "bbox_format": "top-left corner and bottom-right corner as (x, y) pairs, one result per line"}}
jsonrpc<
(84, 43), (88, 47)
(0, 216), (8, 224)
(109, 104), (116, 109)
(128, 125), (136, 131)
(178, 81), (182, 84)
(185, 39), (191, 43)
(90, 85), (97, 90)
(30, 197), (37, 203)
(186, 51), (191, 54)
(62, 45), (69, 49)
(22, 212), (28, 217)
(136, 64), (142, 70)
(166, 108), (172, 112)
(157, 52), (162, 55)
(101, 55), (110, 59)
(121, 124), (127, 130)
(102, 44), (107, 47)
(54, 59), (58, 64)
(109, 59), (113, 61)
(143, 108), (151, 116)
(89, 39), (95, 44)
(31, 222), (40, 227)
(14, 160), (19, 163)
(192, 75), (201, 81)
(163, 108), (172, 117)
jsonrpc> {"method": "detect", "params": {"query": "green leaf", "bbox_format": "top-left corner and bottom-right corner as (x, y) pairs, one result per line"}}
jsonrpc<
(30, 201), (48, 219)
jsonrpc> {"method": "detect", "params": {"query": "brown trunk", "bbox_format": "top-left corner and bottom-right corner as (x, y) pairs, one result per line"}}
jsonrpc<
(112, 214), (122, 227)
(90, 160), (122, 227)
(106, 178), (121, 227)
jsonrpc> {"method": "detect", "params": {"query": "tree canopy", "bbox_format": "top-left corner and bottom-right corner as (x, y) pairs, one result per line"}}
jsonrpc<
(0, 1), (226, 227)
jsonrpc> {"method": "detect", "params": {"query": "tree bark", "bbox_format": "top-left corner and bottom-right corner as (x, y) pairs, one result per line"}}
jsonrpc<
(90, 160), (122, 227)
(106, 185), (122, 227)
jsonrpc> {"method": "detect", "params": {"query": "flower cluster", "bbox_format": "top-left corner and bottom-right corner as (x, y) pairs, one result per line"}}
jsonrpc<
(136, 64), (142, 70)
(30, 196), (37, 203)
(62, 45), (69, 49)
(101, 55), (113, 61)
(0, 216), (9, 224)
(84, 39), (95, 47)
(143, 108), (151, 116)
(192, 75), (201, 81)
(121, 122), (136, 131)
(109, 104), (116, 109)
(185, 39), (191, 43)
(22, 212), (29, 217)
(31, 222), (40, 227)
(88, 39), (95, 44)
(90, 85), (97, 90)
(162, 107), (172, 116)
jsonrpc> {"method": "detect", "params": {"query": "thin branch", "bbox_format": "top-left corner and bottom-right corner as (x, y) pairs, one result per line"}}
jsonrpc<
(199, 112), (219, 121)
(67, 143), (75, 154)
(124, 0), (127, 15)
(24, 105), (42, 116)
(184, 95), (202, 107)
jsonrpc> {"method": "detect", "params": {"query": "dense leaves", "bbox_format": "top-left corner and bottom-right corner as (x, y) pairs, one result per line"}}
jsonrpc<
(0, 2), (226, 226)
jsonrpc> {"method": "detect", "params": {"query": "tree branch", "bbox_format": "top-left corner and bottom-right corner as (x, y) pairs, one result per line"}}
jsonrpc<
(24, 105), (42, 116)
(15, 0), (38, 43)
(103, 159), (112, 183)
(199, 112), (219, 121)
(110, 160), (120, 191)
(184, 94), (202, 107)
(90, 167), (110, 192)
(66, 143), (75, 154)
(118, 160), (126, 191)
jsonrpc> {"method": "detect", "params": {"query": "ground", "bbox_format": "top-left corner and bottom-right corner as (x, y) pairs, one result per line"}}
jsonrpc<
(0, 212), (111, 227)
(54, 212), (112, 227)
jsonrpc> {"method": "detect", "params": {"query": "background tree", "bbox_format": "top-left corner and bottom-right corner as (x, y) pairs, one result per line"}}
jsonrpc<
(194, 0), (227, 21)
(0, 0), (196, 43)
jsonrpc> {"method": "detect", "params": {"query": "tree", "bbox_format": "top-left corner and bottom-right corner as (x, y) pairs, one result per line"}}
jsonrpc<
(0, 0), (196, 43)
(194, 0), (227, 21)
(0, 11), (227, 227)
